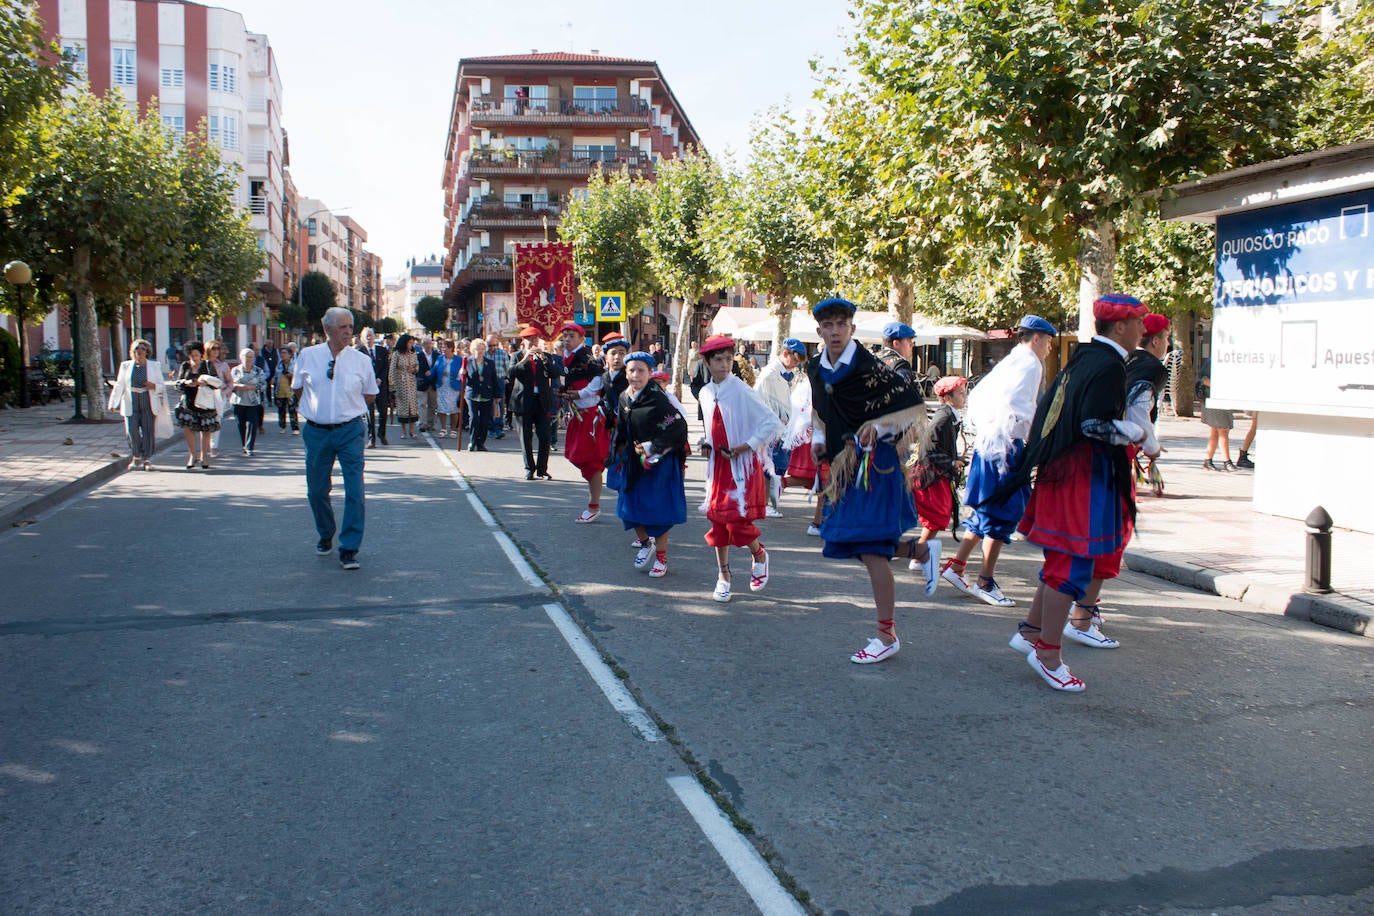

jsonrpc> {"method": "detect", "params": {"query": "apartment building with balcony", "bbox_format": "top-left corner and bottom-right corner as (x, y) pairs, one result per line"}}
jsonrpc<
(37, 0), (288, 354)
(298, 197), (350, 298)
(440, 52), (702, 332)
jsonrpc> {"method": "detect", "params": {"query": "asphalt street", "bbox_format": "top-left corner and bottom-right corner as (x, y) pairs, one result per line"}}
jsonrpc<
(3, 425), (1373, 914)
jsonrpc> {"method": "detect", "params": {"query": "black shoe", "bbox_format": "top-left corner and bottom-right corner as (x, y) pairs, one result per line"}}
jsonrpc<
(525, 470), (536, 480)
(476, 445), (489, 451)
(1237, 452), (1255, 469)
(379, 436), (388, 445)
(339, 550), (360, 570)
(316, 537), (333, 555)
(368, 438), (376, 448)
(1223, 460), (1238, 472)
(537, 471), (553, 480)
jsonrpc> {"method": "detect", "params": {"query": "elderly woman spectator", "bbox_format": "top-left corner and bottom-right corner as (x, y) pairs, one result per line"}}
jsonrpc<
(204, 339), (235, 458)
(389, 333), (420, 439)
(463, 337), (499, 452)
(172, 340), (221, 469)
(432, 337), (465, 439)
(272, 344), (300, 433)
(230, 347), (268, 456)
(107, 337), (168, 470)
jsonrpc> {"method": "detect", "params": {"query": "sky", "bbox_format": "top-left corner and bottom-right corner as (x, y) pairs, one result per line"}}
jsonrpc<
(217, 0), (857, 280)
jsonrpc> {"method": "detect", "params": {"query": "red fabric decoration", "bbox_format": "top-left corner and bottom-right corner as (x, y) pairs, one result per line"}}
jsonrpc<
(515, 242), (576, 338)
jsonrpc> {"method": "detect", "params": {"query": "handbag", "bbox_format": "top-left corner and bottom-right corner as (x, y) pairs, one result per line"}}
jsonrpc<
(193, 384), (217, 410)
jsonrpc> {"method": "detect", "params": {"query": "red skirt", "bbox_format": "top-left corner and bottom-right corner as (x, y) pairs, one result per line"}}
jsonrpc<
(912, 477), (954, 532)
(564, 407), (606, 480)
(785, 444), (828, 489)
(1019, 441), (1132, 557)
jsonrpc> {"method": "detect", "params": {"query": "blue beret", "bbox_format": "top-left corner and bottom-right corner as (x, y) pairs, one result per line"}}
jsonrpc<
(882, 321), (916, 341)
(812, 297), (857, 318)
(602, 337), (631, 350)
(782, 338), (806, 356)
(625, 350), (655, 365)
(1017, 315), (1058, 337)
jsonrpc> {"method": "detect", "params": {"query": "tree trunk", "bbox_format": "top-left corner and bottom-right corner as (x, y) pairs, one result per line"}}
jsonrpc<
(1170, 311), (1197, 418)
(670, 292), (697, 402)
(769, 290), (792, 358)
(16, 311), (30, 408)
(183, 277), (197, 341)
(1075, 218), (1117, 342)
(75, 247), (104, 420)
(887, 274), (914, 324)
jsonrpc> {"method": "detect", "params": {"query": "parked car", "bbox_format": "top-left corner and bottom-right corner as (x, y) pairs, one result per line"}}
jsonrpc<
(32, 348), (73, 373)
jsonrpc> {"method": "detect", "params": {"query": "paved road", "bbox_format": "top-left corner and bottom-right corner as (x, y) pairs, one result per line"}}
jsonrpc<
(3, 427), (1373, 914)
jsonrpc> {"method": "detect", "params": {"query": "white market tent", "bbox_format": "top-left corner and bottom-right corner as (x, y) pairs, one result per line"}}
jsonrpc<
(710, 307), (984, 346)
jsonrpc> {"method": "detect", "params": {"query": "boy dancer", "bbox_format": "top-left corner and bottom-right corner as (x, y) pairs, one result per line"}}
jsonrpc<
(807, 298), (928, 664)
(697, 335), (783, 603)
(944, 315), (1057, 607)
(558, 322), (608, 522)
(907, 376), (967, 593)
(996, 294), (1146, 691)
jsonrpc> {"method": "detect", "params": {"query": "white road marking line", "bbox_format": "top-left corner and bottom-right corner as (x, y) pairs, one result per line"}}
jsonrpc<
(542, 603), (662, 743)
(666, 775), (804, 916)
(425, 434), (471, 490)
(497, 531), (544, 589)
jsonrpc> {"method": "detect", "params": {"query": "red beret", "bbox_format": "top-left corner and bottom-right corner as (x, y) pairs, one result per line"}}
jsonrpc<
(934, 375), (967, 397)
(518, 326), (541, 339)
(1142, 313), (1171, 337)
(601, 331), (624, 342)
(558, 321), (585, 337)
(1092, 294), (1147, 322)
(698, 334), (736, 356)
(651, 370), (669, 382)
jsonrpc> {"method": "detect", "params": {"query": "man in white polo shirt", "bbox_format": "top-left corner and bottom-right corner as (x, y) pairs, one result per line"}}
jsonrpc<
(293, 307), (379, 570)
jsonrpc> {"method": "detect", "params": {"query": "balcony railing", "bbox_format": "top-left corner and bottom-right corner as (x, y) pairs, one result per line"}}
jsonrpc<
(468, 199), (562, 225)
(468, 96), (651, 121)
(466, 146), (653, 176)
(451, 253), (514, 292)
(249, 194), (268, 215)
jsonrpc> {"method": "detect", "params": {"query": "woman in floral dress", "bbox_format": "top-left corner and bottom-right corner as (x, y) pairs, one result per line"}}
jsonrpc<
(389, 334), (420, 438)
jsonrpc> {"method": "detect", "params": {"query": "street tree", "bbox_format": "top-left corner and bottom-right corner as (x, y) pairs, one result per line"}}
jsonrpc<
(12, 92), (183, 418)
(375, 316), (399, 335)
(0, 0), (70, 208)
(845, 0), (1314, 339)
(708, 115), (833, 352)
(351, 309), (373, 332)
(559, 165), (656, 335)
(298, 271), (337, 330)
(414, 295), (448, 335)
(641, 150), (725, 398)
(1292, 1), (1374, 150)
(276, 301), (307, 336)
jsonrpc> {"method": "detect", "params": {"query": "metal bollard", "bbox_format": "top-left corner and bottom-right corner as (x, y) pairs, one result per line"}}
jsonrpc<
(1304, 506), (1333, 594)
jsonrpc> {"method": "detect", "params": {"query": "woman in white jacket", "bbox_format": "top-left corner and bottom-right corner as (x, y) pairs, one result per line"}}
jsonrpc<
(106, 338), (168, 470)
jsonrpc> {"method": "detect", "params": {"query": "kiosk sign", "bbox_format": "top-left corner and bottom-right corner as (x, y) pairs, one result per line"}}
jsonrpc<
(1212, 188), (1374, 416)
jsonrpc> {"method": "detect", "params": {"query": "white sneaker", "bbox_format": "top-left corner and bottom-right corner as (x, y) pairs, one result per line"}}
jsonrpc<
(712, 578), (732, 602)
(765, 506), (783, 518)
(1062, 621), (1120, 649)
(749, 549), (769, 592)
(850, 636), (900, 664)
(806, 524), (822, 537)
(941, 561), (975, 596)
(971, 578), (1016, 607)
(634, 542), (654, 570)
(1008, 631), (1037, 654)
(575, 509), (600, 524)
(907, 541), (941, 595)
(648, 558), (668, 578)
(1027, 651), (1086, 692)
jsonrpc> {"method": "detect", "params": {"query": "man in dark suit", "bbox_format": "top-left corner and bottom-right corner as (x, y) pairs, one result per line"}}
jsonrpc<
(358, 327), (390, 447)
(255, 339), (280, 434)
(510, 327), (557, 478)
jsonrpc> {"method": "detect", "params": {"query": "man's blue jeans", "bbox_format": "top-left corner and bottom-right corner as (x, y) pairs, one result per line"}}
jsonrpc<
(302, 417), (366, 552)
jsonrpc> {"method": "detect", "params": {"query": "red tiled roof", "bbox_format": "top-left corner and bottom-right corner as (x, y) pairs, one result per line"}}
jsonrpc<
(461, 52), (655, 66)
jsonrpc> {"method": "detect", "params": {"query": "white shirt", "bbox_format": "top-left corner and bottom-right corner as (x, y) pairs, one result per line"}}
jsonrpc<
(292, 343), (378, 425)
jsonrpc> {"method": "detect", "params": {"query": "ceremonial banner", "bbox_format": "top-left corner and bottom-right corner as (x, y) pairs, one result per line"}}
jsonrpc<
(514, 242), (576, 337)
(482, 293), (516, 337)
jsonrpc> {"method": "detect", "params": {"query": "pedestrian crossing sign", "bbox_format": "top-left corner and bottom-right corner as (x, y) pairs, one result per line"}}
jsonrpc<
(596, 292), (626, 321)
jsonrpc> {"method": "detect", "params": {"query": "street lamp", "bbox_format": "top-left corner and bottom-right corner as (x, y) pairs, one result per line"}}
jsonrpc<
(4, 260), (33, 408)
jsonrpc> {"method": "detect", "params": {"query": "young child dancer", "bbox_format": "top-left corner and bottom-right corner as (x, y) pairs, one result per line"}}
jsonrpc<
(609, 351), (689, 578)
(558, 322), (608, 523)
(807, 298), (928, 664)
(697, 334), (783, 603)
(906, 376), (968, 593)
(944, 315), (1057, 607)
(781, 363), (826, 536)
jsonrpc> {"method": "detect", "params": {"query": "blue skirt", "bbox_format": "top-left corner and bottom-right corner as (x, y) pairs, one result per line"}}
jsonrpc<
(963, 441), (1030, 543)
(821, 441), (919, 560)
(616, 453), (687, 538)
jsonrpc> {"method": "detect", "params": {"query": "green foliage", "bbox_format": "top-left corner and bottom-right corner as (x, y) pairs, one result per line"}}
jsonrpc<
(276, 301), (307, 333)
(351, 308), (373, 331)
(1118, 218), (1214, 318)
(374, 316), (399, 334)
(707, 111), (833, 340)
(0, 0), (71, 208)
(414, 295), (448, 334)
(917, 242), (1076, 331)
(842, 0), (1314, 285)
(298, 271), (337, 328)
(1292, 1), (1374, 149)
(559, 166), (656, 315)
(0, 326), (19, 405)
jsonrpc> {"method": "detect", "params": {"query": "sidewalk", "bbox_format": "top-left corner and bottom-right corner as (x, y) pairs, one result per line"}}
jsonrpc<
(2, 392), (1370, 636)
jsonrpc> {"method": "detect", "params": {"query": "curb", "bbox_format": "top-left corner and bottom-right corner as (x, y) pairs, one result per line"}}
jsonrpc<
(1124, 549), (1372, 638)
(1, 432), (182, 531)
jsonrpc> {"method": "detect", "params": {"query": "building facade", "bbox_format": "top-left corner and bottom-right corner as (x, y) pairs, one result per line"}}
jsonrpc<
(440, 52), (702, 336)
(35, 0), (287, 358)
(297, 198), (350, 297)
